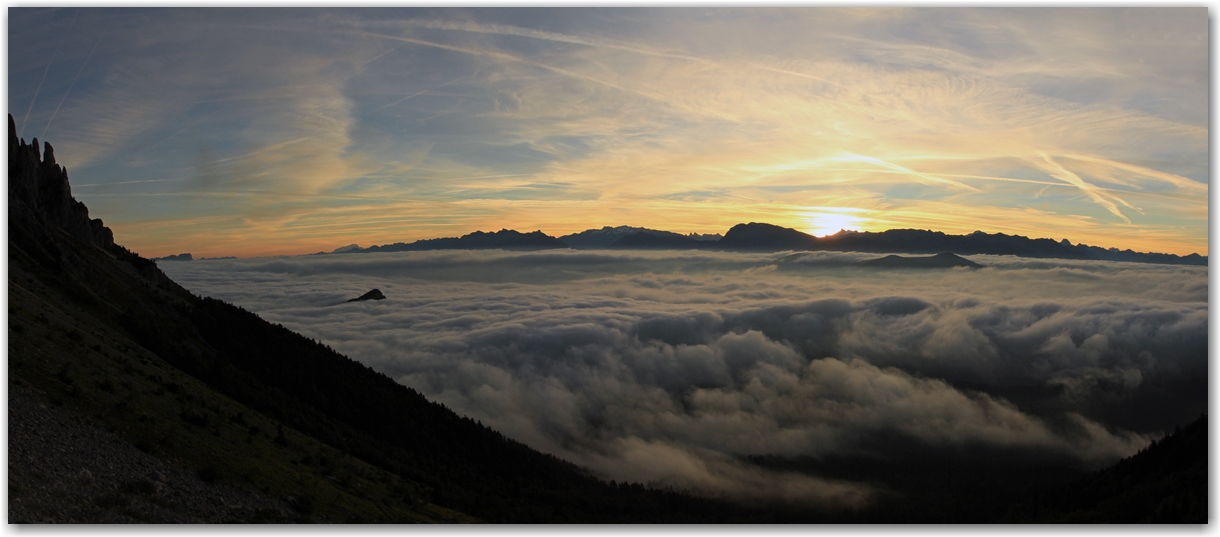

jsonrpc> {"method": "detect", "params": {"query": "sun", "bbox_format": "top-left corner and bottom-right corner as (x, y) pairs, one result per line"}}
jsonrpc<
(805, 210), (868, 237)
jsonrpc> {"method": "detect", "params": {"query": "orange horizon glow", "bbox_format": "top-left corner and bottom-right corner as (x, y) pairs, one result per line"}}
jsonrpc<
(115, 204), (1208, 260)
(14, 9), (1204, 261)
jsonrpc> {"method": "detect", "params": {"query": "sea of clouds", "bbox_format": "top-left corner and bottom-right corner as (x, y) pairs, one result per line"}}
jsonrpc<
(160, 250), (1207, 507)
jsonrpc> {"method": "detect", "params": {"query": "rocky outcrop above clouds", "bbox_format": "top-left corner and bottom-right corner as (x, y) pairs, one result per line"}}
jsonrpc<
(346, 289), (386, 302)
(8, 114), (114, 250)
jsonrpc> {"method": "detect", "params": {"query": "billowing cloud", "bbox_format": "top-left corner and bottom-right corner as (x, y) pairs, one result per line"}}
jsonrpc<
(160, 250), (1205, 505)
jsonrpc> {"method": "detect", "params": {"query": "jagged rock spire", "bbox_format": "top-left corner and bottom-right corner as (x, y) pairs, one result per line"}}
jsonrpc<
(8, 114), (114, 249)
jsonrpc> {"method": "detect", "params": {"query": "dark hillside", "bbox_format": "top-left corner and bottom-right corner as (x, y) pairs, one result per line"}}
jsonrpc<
(1004, 414), (1207, 523)
(5, 115), (791, 523)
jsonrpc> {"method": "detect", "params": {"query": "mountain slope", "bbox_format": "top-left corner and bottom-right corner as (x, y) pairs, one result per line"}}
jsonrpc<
(5, 115), (781, 523)
(1005, 414), (1207, 523)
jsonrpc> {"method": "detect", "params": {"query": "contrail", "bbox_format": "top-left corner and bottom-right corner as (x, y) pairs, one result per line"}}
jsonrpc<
(389, 19), (714, 66)
(42, 33), (104, 139)
(356, 44), (402, 69)
(375, 73), (471, 111)
(358, 30), (670, 104)
(19, 8), (78, 138)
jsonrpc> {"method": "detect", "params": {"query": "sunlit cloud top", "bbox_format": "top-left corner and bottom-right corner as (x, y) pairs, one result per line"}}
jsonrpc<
(8, 8), (1208, 257)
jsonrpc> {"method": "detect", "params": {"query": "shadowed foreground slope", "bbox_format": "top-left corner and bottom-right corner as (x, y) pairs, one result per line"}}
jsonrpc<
(1005, 414), (1206, 523)
(5, 116), (791, 523)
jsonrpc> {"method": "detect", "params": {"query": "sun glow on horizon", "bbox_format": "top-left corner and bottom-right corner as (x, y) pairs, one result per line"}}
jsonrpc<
(803, 208), (871, 237)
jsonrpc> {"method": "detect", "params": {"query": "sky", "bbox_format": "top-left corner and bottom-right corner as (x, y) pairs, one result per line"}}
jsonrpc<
(159, 250), (1207, 505)
(8, 8), (1210, 258)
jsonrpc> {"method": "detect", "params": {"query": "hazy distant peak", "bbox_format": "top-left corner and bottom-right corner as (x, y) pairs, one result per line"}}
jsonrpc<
(351, 228), (568, 254)
(559, 226), (687, 249)
(331, 244), (361, 253)
(153, 253), (193, 262)
(687, 232), (723, 241)
(857, 252), (983, 269)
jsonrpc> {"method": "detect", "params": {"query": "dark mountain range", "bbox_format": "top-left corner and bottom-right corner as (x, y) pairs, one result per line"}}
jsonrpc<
(718, 222), (818, 251)
(718, 223), (1205, 266)
(558, 227), (658, 250)
(607, 231), (705, 250)
(555, 226), (719, 249)
(857, 253), (983, 269)
(154, 253), (193, 262)
(5, 115), (777, 523)
(341, 229), (566, 254)
(322, 222), (1203, 267)
(8, 114), (1203, 523)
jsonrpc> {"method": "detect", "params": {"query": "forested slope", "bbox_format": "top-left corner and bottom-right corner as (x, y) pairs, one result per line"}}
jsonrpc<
(6, 115), (785, 523)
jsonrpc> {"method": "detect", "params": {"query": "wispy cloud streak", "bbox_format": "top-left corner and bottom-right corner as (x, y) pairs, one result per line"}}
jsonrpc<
(7, 8), (1206, 257)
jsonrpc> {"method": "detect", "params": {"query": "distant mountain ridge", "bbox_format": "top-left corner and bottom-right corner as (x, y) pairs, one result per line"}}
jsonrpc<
(557, 226), (721, 249)
(720, 223), (1206, 265)
(857, 253), (983, 269)
(340, 229), (567, 254)
(324, 222), (1204, 267)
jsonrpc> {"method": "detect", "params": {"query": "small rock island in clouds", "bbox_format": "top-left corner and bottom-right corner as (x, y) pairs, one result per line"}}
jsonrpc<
(346, 289), (386, 302)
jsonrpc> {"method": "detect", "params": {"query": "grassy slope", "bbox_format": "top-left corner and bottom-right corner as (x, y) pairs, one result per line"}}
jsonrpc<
(6, 142), (775, 522)
(9, 221), (471, 523)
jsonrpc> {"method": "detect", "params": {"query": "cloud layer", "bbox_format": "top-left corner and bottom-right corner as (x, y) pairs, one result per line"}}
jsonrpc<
(160, 251), (1206, 505)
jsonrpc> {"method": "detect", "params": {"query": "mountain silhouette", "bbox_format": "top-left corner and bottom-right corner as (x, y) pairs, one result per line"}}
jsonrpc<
(857, 253), (983, 269)
(327, 222), (1204, 267)
(346, 289), (386, 302)
(607, 231), (705, 250)
(719, 222), (818, 251)
(5, 114), (769, 523)
(344, 229), (567, 254)
(712, 223), (1202, 266)
(558, 226), (686, 249)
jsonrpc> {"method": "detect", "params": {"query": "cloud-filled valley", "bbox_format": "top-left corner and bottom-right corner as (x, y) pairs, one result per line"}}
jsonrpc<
(160, 250), (1206, 506)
